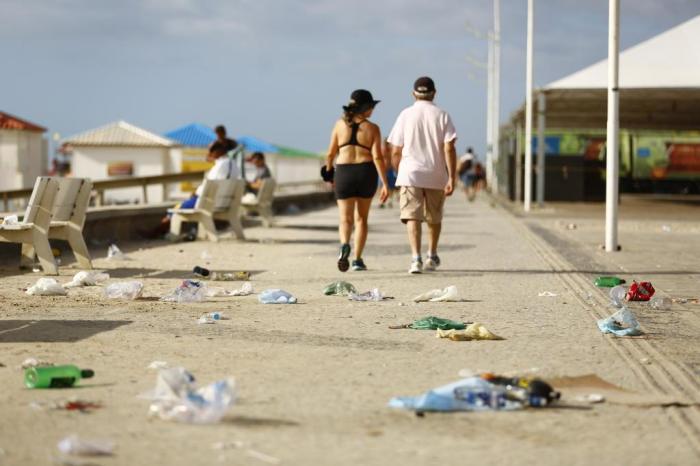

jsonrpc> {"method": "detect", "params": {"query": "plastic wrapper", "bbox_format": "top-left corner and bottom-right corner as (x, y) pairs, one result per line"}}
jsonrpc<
(57, 434), (114, 456)
(408, 316), (466, 330)
(142, 367), (236, 424)
(207, 282), (254, 297)
(106, 244), (131, 261)
(413, 285), (459, 302)
(64, 271), (110, 288)
(160, 280), (207, 303)
(104, 281), (143, 300)
(26, 278), (67, 296)
(259, 289), (297, 304)
(597, 307), (643, 337)
(649, 296), (672, 310)
(436, 323), (504, 341)
(349, 288), (387, 301)
(323, 281), (357, 296)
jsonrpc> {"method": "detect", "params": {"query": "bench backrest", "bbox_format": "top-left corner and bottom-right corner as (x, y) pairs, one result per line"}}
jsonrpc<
(51, 178), (93, 227)
(256, 178), (277, 207)
(23, 177), (59, 230)
(213, 179), (245, 215)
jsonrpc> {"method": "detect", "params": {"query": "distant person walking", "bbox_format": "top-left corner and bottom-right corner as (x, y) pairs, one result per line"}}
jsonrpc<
(388, 76), (457, 274)
(458, 146), (477, 201)
(325, 89), (389, 272)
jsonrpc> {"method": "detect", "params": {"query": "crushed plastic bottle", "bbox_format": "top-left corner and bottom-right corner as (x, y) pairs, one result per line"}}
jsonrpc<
(104, 281), (144, 300)
(349, 288), (387, 302)
(160, 280), (207, 303)
(594, 276), (625, 287)
(609, 285), (628, 308)
(106, 244), (131, 261)
(26, 278), (67, 296)
(141, 366), (236, 424)
(413, 285), (459, 302)
(597, 307), (642, 337)
(57, 434), (114, 457)
(323, 281), (357, 296)
(649, 296), (672, 310)
(198, 311), (227, 324)
(258, 289), (297, 304)
(64, 271), (110, 288)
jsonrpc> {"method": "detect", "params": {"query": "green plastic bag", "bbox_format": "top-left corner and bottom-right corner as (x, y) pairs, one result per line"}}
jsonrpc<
(323, 281), (357, 296)
(409, 316), (467, 330)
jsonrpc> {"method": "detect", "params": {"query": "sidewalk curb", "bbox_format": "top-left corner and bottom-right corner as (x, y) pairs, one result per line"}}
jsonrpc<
(488, 192), (700, 456)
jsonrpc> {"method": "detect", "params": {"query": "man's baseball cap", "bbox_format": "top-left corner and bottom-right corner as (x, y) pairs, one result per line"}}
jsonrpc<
(343, 89), (380, 113)
(413, 76), (436, 95)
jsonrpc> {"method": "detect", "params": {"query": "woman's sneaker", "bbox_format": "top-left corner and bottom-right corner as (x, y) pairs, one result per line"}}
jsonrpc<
(351, 259), (367, 271)
(408, 258), (423, 274)
(424, 254), (441, 271)
(337, 243), (351, 272)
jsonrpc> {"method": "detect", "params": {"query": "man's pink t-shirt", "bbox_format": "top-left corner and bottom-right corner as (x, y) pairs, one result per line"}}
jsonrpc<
(387, 100), (457, 190)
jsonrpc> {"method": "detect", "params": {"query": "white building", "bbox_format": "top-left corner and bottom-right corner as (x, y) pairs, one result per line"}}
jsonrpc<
(64, 121), (181, 204)
(0, 112), (48, 197)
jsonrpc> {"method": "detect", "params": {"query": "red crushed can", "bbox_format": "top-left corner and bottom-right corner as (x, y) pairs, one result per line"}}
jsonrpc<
(627, 281), (655, 301)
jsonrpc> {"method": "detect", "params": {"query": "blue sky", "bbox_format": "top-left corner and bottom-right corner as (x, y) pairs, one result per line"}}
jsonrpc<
(1, 0), (699, 155)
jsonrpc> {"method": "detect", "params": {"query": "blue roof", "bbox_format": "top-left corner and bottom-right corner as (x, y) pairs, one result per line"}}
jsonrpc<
(238, 135), (279, 153)
(164, 123), (216, 148)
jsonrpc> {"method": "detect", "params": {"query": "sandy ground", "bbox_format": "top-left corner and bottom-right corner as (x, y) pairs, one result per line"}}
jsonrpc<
(0, 194), (699, 465)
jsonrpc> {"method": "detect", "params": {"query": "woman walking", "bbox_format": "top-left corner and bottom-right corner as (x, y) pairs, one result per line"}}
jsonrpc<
(325, 89), (388, 272)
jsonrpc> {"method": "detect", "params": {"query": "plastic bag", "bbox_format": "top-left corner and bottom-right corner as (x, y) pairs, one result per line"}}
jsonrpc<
(104, 281), (144, 300)
(142, 367), (236, 424)
(106, 244), (131, 261)
(626, 281), (655, 302)
(57, 434), (114, 456)
(323, 281), (357, 296)
(408, 316), (466, 330)
(1, 214), (19, 225)
(609, 285), (627, 308)
(349, 288), (387, 301)
(160, 280), (207, 303)
(413, 285), (459, 302)
(597, 307), (643, 337)
(649, 296), (672, 310)
(259, 289), (297, 304)
(437, 323), (504, 341)
(65, 271), (110, 288)
(26, 278), (67, 296)
(207, 282), (254, 297)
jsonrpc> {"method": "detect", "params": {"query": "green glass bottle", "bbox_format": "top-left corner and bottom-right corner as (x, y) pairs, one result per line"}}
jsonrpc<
(24, 365), (94, 389)
(594, 276), (626, 287)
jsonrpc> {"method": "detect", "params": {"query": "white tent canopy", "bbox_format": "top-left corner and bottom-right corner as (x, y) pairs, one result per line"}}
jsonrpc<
(547, 15), (700, 90)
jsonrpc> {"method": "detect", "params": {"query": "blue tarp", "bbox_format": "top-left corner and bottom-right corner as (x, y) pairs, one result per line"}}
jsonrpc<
(165, 123), (216, 148)
(237, 135), (279, 154)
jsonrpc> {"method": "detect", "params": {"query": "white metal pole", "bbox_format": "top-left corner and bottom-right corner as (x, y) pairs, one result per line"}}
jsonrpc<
(536, 91), (546, 206)
(486, 37), (494, 189)
(515, 122), (522, 201)
(492, 0), (501, 194)
(605, 0), (620, 251)
(524, 0), (534, 212)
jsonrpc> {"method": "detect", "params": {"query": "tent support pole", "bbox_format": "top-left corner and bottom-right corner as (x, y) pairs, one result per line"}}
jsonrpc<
(605, 0), (620, 252)
(524, 0), (534, 212)
(536, 91), (546, 206)
(515, 121), (522, 202)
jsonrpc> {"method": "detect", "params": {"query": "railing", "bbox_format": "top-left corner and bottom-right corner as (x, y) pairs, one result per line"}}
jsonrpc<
(1, 172), (328, 212)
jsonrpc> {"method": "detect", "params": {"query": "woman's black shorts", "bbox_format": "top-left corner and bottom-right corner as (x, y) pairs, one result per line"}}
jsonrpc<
(334, 162), (378, 199)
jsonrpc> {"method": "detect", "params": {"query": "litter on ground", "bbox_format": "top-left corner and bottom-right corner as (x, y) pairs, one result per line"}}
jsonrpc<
(413, 285), (460, 302)
(26, 278), (66, 296)
(160, 280), (207, 303)
(436, 323), (504, 341)
(64, 271), (110, 288)
(323, 281), (357, 296)
(597, 307), (643, 337)
(57, 434), (114, 457)
(104, 281), (144, 300)
(259, 289), (297, 304)
(349, 288), (390, 301)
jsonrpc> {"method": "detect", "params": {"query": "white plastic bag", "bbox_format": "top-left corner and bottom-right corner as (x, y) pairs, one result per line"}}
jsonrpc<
(106, 244), (131, 261)
(104, 281), (143, 300)
(26, 278), (67, 296)
(413, 285), (459, 302)
(349, 288), (386, 302)
(206, 282), (254, 297)
(57, 434), (114, 456)
(65, 271), (110, 288)
(1, 215), (19, 225)
(142, 367), (236, 424)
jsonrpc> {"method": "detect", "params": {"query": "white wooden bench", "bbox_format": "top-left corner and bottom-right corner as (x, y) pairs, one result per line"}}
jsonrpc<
(169, 179), (245, 242)
(0, 177), (60, 275)
(48, 178), (93, 269)
(241, 178), (276, 227)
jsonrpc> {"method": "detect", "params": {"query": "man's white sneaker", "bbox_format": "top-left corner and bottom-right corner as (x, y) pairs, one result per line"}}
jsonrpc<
(424, 255), (441, 271)
(409, 259), (423, 274)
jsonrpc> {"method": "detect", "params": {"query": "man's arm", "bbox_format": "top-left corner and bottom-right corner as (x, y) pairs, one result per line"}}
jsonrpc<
(444, 139), (457, 196)
(391, 144), (403, 172)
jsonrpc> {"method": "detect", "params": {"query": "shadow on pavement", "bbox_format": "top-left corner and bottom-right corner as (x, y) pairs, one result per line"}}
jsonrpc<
(222, 415), (300, 428)
(0, 320), (131, 343)
(103, 268), (266, 279)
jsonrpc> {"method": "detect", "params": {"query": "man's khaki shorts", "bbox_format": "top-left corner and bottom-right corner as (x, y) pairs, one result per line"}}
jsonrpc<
(399, 186), (446, 224)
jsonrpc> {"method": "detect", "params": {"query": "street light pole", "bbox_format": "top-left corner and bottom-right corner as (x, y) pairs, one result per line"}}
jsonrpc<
(486, 36), (493, 189)
(492, 0), (501, 194)
(524, 0), (534, 212)
(605, 0), (620, 251)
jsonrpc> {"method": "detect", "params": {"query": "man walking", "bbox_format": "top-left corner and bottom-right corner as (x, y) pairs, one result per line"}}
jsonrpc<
(388, 76), (457, 274)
